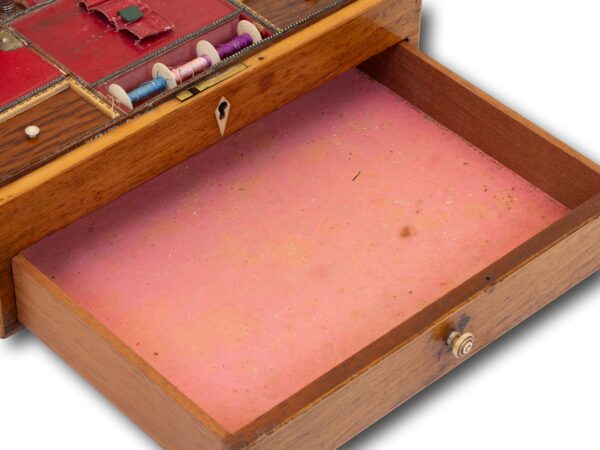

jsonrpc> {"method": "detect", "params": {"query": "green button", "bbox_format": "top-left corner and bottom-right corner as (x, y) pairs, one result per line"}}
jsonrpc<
(118, 5), (143, 23)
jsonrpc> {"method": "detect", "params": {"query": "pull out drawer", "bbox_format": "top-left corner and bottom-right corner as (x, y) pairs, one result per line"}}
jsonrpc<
(13, 44), (600, 449)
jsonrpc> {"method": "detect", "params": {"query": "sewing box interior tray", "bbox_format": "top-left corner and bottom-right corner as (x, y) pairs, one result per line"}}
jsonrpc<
(2, 0), (600, 449)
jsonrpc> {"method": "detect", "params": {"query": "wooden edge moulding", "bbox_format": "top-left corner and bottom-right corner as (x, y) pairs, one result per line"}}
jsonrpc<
(0, 79), (116, 122)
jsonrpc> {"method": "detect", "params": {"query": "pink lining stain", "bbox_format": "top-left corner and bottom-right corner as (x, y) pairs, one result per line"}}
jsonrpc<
(24, 70), (569, 432)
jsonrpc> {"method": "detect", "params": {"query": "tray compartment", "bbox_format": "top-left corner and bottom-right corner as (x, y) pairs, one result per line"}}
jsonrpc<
(0, 45), (62, 112)
(12, 43), (600, 449)
(94, 15), (271, 110)
(0, 82), (112, 186)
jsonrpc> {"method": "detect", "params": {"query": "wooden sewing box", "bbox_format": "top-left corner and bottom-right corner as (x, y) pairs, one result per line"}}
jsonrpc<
(1, 0), (599, 448)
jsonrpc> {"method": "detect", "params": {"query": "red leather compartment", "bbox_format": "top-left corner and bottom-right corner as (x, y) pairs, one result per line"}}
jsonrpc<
(0, 47), (62, 110)
(12, 0), (236, 84)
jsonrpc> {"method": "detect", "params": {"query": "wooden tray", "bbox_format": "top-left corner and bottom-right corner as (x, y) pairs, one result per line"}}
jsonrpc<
(11, 44), (600, 450)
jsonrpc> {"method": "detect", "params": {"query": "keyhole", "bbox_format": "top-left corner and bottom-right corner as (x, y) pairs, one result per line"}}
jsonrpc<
(218, 101), (228, 120)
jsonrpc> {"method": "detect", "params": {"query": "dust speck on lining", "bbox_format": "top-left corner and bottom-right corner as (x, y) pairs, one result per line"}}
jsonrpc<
(399, 226), (414, 238)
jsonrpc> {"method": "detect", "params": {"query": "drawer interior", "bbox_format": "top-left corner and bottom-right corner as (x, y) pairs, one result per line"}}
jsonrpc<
(16, 62), (574, 435)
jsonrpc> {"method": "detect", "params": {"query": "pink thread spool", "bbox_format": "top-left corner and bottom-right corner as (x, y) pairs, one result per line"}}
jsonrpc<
(153, 20), (263, 90)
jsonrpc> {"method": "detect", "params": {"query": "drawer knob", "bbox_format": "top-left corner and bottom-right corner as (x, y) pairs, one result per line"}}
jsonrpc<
(447, 331), (475, 358)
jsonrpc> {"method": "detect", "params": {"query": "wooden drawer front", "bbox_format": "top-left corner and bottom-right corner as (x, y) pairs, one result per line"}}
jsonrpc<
(13, 256), (228, 450)
(13, 206), (600, 450)
(240, 202), (600, 449)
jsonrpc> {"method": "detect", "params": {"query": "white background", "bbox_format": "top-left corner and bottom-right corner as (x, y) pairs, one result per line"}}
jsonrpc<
(1, 1), (599, 448)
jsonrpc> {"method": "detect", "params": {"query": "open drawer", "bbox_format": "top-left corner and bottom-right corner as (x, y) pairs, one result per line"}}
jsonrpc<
(12, 44), (600, 449)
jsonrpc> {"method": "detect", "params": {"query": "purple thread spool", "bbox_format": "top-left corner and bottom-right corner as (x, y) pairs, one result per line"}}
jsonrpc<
(216, 33), (254, 60)
(201, 19), (263, 67)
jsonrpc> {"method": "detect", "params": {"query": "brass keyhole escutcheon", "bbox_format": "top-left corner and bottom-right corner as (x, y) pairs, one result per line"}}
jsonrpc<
(447, 331), (475, 358)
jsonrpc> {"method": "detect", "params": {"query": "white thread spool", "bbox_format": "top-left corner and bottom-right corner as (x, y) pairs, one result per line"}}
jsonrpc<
(108, 83), (134, 110)
(237, 19), (262, 45)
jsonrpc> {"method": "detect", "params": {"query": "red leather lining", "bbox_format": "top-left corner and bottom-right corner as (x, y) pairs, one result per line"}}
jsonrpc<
(82, 0), (149, 27)
(82, 0), (174, 40)
(12, 0), (236, 83)
(124, 11), (173, 40)
(0, 47), (62, 110)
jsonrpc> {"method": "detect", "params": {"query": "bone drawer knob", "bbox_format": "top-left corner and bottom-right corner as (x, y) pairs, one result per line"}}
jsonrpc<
(25, 125), (40, 139)
(447, 331), (475, 358)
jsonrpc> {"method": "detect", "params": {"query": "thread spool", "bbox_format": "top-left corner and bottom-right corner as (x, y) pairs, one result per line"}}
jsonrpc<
(108, 76), (168, 110)
(109, 20), (262, 109)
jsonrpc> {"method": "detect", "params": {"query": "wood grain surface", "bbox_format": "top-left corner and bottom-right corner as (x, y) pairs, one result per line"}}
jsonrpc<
(361, 43), (600, 210)
(13, 255), (229, 450)
(0, 0), (422, 337)
(243, 0), (352, 28)
(0, 261), (17, 337)
(0, 88), (109, 187)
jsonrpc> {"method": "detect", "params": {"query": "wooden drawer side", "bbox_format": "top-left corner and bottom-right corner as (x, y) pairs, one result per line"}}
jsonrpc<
(361, 43), (600, 210)
(12, 256), (229, 450)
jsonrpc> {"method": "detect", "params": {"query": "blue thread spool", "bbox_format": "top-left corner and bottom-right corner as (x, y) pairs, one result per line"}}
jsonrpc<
(108, 76), (168, 110)
(129, 77), (167, 104)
